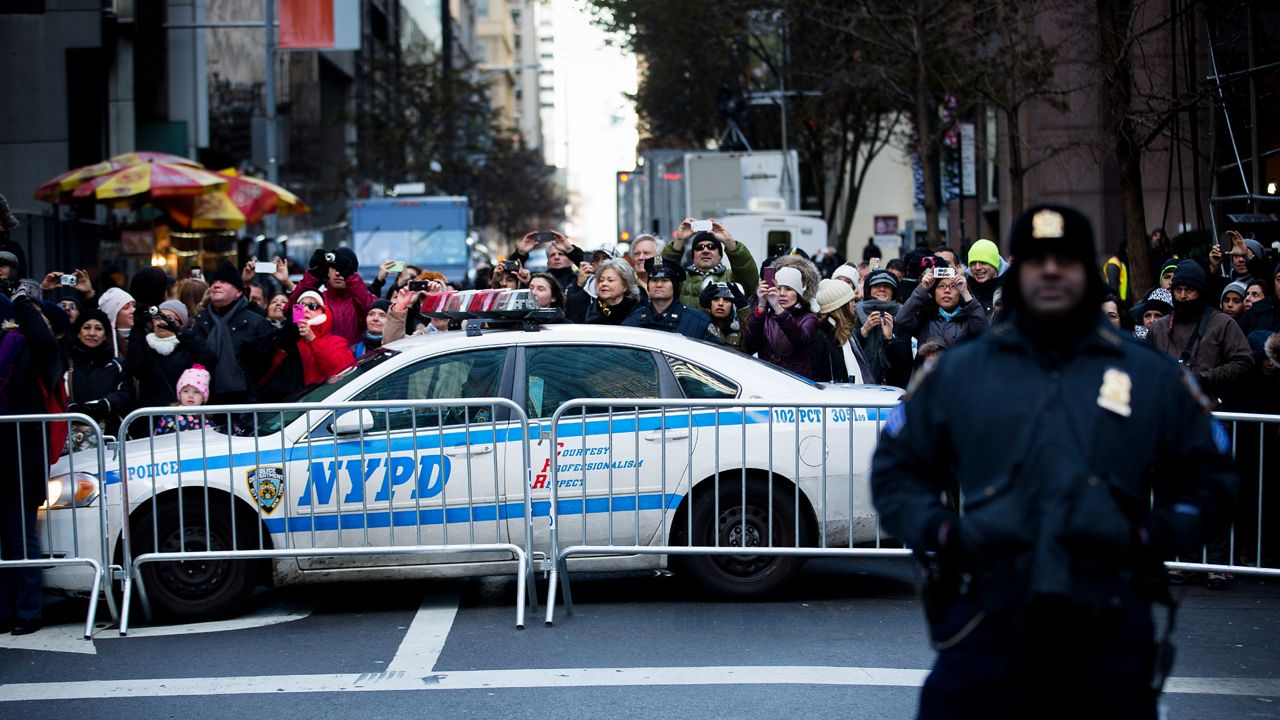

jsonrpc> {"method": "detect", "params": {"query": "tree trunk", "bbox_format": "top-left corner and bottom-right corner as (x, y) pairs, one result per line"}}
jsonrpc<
(1097, 0), (1153, 296)
(915, 12), (942, 249)
(1005, 106), (1026, 217)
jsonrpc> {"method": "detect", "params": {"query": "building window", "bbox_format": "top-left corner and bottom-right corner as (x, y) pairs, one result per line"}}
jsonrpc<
(476, 0), (489, 19)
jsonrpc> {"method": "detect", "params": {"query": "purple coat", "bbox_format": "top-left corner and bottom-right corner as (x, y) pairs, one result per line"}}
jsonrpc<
(743, 305), (819, 379)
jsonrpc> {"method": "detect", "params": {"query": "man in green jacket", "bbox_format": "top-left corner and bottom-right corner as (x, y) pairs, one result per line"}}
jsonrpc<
(662, 218), (760, 309)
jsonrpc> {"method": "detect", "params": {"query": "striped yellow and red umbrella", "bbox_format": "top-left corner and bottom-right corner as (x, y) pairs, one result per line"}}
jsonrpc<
(220, 170), (310, 225)
(70, 162), (228, 202)
(163, 192), (248, 231)
(34, 152), (203, 203)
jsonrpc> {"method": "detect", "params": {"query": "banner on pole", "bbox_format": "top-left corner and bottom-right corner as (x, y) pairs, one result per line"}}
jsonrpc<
(278, 0), (335, 49)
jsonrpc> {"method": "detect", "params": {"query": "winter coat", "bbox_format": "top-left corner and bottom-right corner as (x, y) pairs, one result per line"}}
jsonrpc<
(742, 305), (819, 379)
(872, 316), (1238, 615)
(66, 340), (133, 436)
(0, 296), (63, 506)
(894, 284), (987, 348)
(260, 309), (355, 400)
(965, 270), (1003, 319)
(289, 272), (378, 346)
(706, 308), (752, 351)
(621, 300), (718, 342)
(664, 241), (761, 310)
(1241, 297), (1280, 336)
(584, 295), (639, 325)
(125, 327), (218, 411)
(853, 300), (913, 388)
(1148, 309), (1253, 404)
(189, 298), (277, 405)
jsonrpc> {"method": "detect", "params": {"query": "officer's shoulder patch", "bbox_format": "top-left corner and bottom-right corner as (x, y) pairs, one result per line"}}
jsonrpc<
(884, 404), (907, 437)
(1178, 366), (1216, 415)
(1212, 420), (1231, 455)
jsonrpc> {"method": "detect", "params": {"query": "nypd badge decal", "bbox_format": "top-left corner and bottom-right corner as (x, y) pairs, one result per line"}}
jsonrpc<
(247, 467), (286, 515)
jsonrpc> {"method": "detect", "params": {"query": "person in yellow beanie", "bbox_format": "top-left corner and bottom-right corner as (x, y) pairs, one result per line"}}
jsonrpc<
(964, 238), (1004, 319)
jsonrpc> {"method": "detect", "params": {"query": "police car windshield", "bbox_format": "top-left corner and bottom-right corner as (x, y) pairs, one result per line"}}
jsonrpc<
(252, 349), (398, 434)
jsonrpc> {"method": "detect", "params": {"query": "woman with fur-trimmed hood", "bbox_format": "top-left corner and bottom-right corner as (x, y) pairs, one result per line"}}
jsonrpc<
(743, 257), (821, 379)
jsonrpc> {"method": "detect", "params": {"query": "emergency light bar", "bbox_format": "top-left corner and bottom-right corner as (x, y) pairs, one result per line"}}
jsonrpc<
(420, 288), (562, 327)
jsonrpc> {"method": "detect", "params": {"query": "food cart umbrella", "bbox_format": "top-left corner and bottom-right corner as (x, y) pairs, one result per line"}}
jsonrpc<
(33, 152), (202, 203)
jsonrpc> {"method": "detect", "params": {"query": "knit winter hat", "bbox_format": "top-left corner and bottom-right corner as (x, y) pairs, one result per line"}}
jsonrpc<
(159, 299), (189, 326)
(1170, 259), (1207, 294)
(687, 231), (723, 257)
(176, 364), (211, 403)
(832, 264), (859, 285)
(209, 260), (244, 292)
(816, 278), (855, 315)
(369, 299), (391, 314)
(0, 251), (17, 269)
(1220, 281), (1248, 304)
(129, 266), (174, 309)
(1131, 287), (1174, 321)
(1159, 259), (1181, 278)
(967, 239), (1001, 269)
(97, 287), (135, 329)
(774, 266), (805, 295)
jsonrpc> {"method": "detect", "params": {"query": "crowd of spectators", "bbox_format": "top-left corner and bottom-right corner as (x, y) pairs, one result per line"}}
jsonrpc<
(3, 187), (1280, 614)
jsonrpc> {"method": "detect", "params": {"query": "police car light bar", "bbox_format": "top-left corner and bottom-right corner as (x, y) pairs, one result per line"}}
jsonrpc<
(421, 288), (563, 329)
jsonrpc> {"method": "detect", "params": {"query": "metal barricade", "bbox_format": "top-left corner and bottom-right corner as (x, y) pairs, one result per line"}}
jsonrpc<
(115, 398), (536, 633)
(1, 413), (115, 639)
(1167, 412), (1280, 580)
(541, 399), (907, 625)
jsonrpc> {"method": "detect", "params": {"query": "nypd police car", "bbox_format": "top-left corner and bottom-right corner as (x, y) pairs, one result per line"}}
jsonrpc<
(39, 295), (901, 620)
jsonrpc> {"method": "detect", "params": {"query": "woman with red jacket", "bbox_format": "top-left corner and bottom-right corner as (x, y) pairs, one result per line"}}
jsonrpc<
(260, 290), (354, 401)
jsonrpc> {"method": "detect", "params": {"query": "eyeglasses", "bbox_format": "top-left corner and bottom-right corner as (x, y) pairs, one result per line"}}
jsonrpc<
(300, 302), (323, 311)
(693, 243), (718, 252)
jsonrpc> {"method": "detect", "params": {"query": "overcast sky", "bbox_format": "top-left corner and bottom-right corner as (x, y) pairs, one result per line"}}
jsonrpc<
(553, 0), (638, 249)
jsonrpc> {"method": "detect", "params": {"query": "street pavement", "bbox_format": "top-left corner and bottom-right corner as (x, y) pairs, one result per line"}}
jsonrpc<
(1, 558), (1278, 719)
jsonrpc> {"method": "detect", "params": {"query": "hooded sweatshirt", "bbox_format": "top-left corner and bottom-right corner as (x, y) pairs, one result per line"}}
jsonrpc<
(261, 300), (355, 399)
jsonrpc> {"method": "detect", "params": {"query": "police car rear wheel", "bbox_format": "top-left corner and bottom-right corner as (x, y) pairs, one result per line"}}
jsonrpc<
(132, 498), (259, 621)
(679, 480), (807, 598)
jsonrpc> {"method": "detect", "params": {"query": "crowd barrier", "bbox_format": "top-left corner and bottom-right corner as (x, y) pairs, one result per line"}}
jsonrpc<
(111, 398), (536, 633)
(12, 401), (1280, 638)
(1168, 412), (1280, 580)
(1, 413), (114, 639)
(539, 399), (910, 626)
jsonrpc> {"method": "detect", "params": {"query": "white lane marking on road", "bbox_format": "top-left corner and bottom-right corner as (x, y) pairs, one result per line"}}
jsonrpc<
(0, 625), (97, 655)
(108, 598), (316, 639)
(1, 667), (1277, 701)
(386, 585), (460, 673)
(0, 598), (317, 655)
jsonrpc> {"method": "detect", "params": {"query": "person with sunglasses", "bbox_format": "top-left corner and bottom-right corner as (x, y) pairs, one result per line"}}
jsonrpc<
(662, 218), (760, 310)
(259, 291), (354, 402)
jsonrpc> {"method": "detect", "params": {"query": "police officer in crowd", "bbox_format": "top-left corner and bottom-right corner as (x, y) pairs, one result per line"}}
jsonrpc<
(622, 258), (718, 342)
(871, 204), (1238, 718)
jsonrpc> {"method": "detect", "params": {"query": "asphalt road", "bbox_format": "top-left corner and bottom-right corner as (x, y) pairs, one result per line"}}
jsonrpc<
(1, 558), (1278, 719)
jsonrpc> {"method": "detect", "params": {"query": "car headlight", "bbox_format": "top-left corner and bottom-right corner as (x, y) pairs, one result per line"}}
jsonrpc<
(44, 473), (99, 510)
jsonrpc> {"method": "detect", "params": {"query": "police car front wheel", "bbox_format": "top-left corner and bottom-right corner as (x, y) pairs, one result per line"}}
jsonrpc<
(130, 496), (264, 621)
(675, 478), (810, 599)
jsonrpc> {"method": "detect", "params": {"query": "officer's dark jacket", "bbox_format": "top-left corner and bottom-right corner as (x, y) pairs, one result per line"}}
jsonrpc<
(621, 300), (718, 343)
(871, 315), (1237, 613)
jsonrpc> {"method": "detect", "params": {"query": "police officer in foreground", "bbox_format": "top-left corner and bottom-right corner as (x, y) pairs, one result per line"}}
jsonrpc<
(622, 258), (718, 342)
(871, 204), (1237, 719)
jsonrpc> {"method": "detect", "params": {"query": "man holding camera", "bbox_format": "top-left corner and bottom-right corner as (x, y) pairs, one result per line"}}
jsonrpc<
(662, 219), (760, 310)
(871, 204), (1237, 718)
(622, 258), (717, 342)
(188, 261), (275, 406)
(288, 248), (377, 346)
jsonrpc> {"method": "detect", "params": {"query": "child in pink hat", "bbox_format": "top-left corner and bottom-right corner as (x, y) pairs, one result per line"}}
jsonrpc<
(154, 364), (212, 435)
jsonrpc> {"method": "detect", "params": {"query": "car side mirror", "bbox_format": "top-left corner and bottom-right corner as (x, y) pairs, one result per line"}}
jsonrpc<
(332, 410), (375, 436)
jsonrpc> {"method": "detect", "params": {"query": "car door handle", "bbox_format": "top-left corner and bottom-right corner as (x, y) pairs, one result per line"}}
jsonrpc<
(444, 444), (494, 456)
(643, 430), (690, 441)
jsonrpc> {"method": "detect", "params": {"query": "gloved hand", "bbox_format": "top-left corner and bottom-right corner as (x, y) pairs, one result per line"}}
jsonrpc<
(69, 399), (108, 420)
(331, 247), (359, 278)
(307, 249), (330, 280)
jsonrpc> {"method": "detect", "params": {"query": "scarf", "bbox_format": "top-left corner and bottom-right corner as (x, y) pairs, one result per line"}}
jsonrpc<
(207, 297), (248, 395)
(145, 332), (180, 356)
(938, 305), (962, 322)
